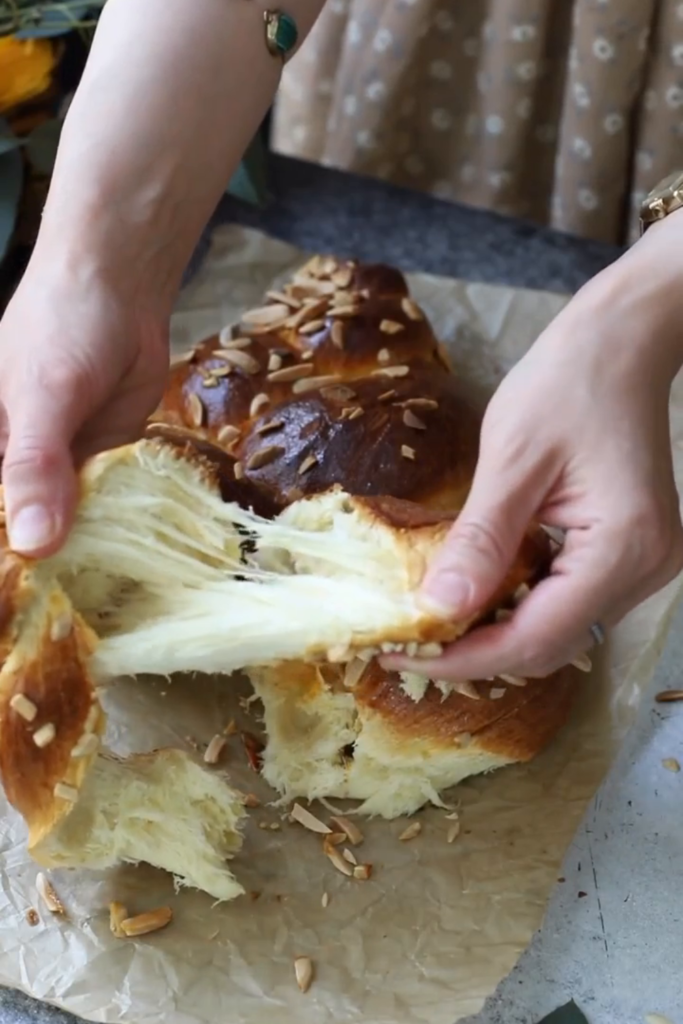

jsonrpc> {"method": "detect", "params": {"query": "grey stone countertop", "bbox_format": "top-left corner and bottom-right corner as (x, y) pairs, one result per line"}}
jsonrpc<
(6, 156), (673, 1024)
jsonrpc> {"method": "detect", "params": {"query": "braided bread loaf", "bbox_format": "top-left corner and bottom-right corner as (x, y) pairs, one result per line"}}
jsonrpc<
(153, 254), (579, 817)
(0, 255), (579, 899)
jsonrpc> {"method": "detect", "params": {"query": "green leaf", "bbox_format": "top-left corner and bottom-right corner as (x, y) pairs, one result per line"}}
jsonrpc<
(537, 1001), (590, 1024)
(14, 4), (98, 38)
(25, 119), (62, 176)
(0, 145), (24, 262)
(226, 129), (268, 207)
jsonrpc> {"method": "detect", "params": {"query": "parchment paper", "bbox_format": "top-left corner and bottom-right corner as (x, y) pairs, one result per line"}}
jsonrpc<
(1, 225), (681, 1024)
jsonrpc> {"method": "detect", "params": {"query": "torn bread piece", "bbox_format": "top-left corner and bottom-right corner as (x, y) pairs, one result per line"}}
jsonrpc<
(33, 435), (547, 681)
(249, 659), (577, 818)
(0, 557), (245, 900)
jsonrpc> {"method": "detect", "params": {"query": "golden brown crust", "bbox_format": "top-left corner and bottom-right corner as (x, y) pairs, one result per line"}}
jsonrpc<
(0, 551), (104, 851)
(354, 661), (577, 762)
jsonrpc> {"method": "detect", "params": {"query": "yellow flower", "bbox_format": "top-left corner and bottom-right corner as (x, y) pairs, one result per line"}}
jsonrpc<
(0, 37), (56, 116)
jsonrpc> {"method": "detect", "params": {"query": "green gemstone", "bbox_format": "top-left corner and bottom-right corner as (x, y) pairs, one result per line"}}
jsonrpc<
(268, 10), (298, 58)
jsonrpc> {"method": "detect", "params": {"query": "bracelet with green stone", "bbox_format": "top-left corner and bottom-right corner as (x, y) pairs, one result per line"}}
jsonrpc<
(263, 9), (299, 63)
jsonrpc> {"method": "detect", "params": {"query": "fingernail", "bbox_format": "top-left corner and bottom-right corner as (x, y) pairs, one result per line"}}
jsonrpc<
(9, 504), (56, 554)
(419, 569), (472, 618)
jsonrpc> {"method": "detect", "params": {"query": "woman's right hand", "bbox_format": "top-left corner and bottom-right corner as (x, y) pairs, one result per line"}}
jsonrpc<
(0, 257), (170, 557)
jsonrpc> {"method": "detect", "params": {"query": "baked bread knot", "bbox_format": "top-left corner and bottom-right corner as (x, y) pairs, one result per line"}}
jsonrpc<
(151, 253), (581, 819)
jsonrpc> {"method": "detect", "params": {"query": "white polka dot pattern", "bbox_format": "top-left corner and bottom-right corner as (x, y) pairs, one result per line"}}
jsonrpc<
(271, 0), (683, 244)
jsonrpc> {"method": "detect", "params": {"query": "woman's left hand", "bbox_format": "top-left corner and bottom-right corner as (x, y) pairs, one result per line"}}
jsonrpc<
(382, 215), (683, 683)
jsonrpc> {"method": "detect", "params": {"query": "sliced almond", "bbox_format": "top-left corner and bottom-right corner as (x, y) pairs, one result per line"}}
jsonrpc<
(223, 718), (238, 736)
(571, 652), (592, 673)
(299, 318), (326, 335)
(321, 892), (330, 908)
(324, 843), (354, 876)
(378, 389), (397, 402)
(514, 582), (531, 603)
(201, 374), (218, 389)
(401, 444), (416, 460)
(120, 907), (173, 937)
(242, 303), (290, 327)
(327, 304), (359, 318)
(329, 814), (364, 845)
(403, 397), (438, 411)
(342, 848), (358, 866)
(53, 782), (78, 802)
(217, 424), (241, 446)
(342, 659), (368, 691)
(499, 673), (527, 687)
(403, 409), (427, 430)
(243, 793), (261, 808)
(216, 349), (261, 375)
(377, 347), (391, 364)
(268, 352), (284, 372)
(655, 689), (683, 703)
(380, 319), (405, 335)
(294, 956), (313, 994)
(291, 803), (332, 834)
(447, 820), (461, 844)
(234, 461), (244, 480)
(372, 365), (410, 378)
(450, 680), (480, 700)
(249, 393), (270, 418)
(204, 734), (227, 765)
(495, 608), (514, 623)
(401, 297), (423, 321)
(217, 333), (252, 350)
(10, 693), (37, 722)
(298, 454), (318, 475)
(246, 445), (285, 471)
(266, 290), (301, 310)
(187, 392), (204, 428)
(332, 266), (353, 288)
(109, 901), (129, 938)
(662, 758), (681, 773)
(347, 406), (364, 421)
(399, 821), (422, 841)
(286, 298), (330, 329)
(36, 873), (65, 914)
(267, 363), (314, 384)
(256, 418), (285, 436)
(353, 864), (372, 881)
(490, 687), (506, 700)
(50, 611), (72, 642)
(210, 366), (233, 381)
(292, 374), (342, 394)
(330, 321), (345, 349)
(326, 832), (347, 846)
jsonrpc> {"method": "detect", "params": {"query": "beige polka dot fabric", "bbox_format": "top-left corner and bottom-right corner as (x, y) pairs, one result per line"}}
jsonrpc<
(272, 0), (683, 243)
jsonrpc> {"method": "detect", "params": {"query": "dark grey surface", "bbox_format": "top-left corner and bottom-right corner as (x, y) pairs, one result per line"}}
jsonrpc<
(0, 155), (625, 1024)
(210, 155), (622, 294)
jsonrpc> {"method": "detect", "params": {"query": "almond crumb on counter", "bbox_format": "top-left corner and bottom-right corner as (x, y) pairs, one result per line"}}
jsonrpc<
(398, 821), (422, 842)
(243, 793), (261, 808)
(662, 758), (681, 773)
(329, 815), (363, 846)
(353, 864), (372, 881)
(36, 873), (65, 915)
(294, 956), (314, 993)
(203, 734), (227, 765)
(26, 908), (40, 927)
(109, 901), (129, 938)
(290, 803), (332, 834)
(119, 906), (173, 938)
(321, 892), (330, 908)
(447, 820), (461, 844)
(323, 839), (354, 877)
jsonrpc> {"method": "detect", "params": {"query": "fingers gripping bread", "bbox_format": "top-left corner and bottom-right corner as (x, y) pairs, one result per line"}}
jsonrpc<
(150, 253), (578, 819)
(0, 255), (577, 900)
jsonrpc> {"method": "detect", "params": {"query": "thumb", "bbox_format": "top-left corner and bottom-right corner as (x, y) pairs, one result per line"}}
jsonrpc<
(3, 387), (83, 556)
(420, 452), (545, 619)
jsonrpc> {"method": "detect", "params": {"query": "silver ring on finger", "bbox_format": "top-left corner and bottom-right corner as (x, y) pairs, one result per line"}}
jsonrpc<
(589, 621), (606, 647)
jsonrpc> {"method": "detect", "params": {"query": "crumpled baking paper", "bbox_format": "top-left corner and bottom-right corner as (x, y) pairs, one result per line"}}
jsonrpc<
(1, 225), (681, 1024)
